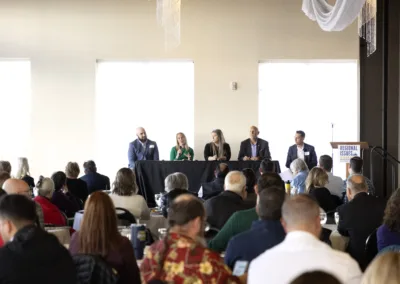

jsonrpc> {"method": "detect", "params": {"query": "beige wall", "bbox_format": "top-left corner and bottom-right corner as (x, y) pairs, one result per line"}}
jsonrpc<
(0, 0), (359, 177)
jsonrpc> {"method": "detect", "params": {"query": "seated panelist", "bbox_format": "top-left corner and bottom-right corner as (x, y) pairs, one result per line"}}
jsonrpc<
(170, 132), (194, 161)
(204, 129), (231, 161)
(238, 126), (271, 161)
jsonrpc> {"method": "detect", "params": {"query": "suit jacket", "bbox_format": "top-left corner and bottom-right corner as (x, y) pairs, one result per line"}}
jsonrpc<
(80, 172), (111, 194)
(0, 225), (76, 284)
(238, 138), (271, 160)
(285, 143), (317, 169)
(201, 177), (225, 200)
(337, 192), (386, 270)
(204, 190), (250, 230)
(128, 139), (159, 168)
(204, 143), (231, 161)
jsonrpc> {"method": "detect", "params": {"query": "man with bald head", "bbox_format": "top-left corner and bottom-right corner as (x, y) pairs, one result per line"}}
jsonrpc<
(238, 126), (271, 161)
(128, 127), (159, 169)
(337, 174), (386, 270)
(2, 179), (44, 227)
(249, 195), (362, 284)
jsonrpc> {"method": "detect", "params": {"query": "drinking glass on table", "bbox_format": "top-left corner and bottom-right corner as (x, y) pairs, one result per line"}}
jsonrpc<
(334, 212), (340, 225)
(158, 228), (167, 239)
(155, 194), (162, 208)
(320, 212), (327, 225)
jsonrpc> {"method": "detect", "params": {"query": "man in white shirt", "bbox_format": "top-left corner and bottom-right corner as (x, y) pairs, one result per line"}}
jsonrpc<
(319, 155), (344, 198)
(248, 195), (362, 284)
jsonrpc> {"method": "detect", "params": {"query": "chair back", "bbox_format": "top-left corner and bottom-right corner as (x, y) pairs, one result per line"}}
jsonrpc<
(365, 228), (378, 266)
(73, 254), (119, 284)
(115, 207), (137, 226)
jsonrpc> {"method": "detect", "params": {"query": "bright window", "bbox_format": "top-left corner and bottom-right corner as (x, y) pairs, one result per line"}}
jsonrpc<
(0, 60), (31, 163)
(95, 61), (194, 177)
(259, 61), (358, 179)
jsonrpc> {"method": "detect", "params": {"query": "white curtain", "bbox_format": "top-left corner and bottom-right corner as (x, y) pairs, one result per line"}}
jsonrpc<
(302, 0), (366, 31)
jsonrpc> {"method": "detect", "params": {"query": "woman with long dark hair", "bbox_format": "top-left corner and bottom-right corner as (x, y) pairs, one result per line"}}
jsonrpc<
(377, 188), (400, 251)
(69, 191), (141, 284)
(204, 129), (231, 161)
(51, 171), (81, 217)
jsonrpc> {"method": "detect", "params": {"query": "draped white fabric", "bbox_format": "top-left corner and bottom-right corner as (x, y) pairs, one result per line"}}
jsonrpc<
(302, 0), (366, 31)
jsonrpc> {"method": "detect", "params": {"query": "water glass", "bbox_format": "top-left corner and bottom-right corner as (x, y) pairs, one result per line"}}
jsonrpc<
(158, 228), (167, 239)
(155, 194), (162, 208)
(334, 212), (340, 225)
(320, 213), (327, 225)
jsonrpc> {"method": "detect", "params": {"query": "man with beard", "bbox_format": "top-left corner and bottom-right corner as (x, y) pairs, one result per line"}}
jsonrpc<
(128, 127), (160, 169)
(140, 194), (240, 283)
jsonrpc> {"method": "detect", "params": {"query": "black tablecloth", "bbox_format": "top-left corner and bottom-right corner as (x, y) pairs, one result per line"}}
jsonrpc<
(135, 160), (281, 207)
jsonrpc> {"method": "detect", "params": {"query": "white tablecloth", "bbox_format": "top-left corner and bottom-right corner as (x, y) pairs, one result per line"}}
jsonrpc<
(46, 227), (71, 245)
(323, 223), (349, 251)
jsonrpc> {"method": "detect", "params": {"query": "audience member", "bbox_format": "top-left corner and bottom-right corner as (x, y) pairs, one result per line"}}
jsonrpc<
(161, 172), (195, 218)
(285, 130), (317, 170)
(238, 126), (271, 161)
(204, 129), (231, 161)
(319, 155), (344, 198)
(15, 157), (35, 189)
(204, 171), (249, 230)
(225, 186), (286, 269)
(290, 271), (342, 284)
(0, 172), (10, 195)
(65, 162), (89, 203)
(259, 159), (276, 175)
(208, 173), (284, 252)
(306, 167), (337, 213)
(170, 132), (194, 161)
(79, 160), (110, 194)
(290, 158), (308, 194)
(0, 161), (11, 174)
(198, 163), (229, 200)
(362, 252), (400, 284)
(69, 191), (141, 284)
(2, 178), (44, 227)
(34, 176), (66, 226)
(0, 194), (76, 283)
(109, 168), (150, 220)
(140, 194), (240, 283)
(242, 168), (257, 207)
(337, 174), (386, 270)
(51, 171), (81, 217)
(248, 195), (362, 284)
(128, 127), (160, 169)
(349, 156), (375, 196)
(377, 188), (400, 251)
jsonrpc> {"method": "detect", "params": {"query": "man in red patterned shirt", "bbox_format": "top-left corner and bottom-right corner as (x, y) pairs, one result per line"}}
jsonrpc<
(140, 194), (240, 284)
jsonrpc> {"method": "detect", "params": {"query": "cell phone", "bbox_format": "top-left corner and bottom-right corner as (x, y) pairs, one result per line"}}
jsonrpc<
(232, 260), (249, 276)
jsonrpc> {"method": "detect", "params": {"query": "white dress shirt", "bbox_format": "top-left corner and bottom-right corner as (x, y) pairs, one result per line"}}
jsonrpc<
(297, 145), (305, 160)
(326, 172), (345, 198)
(248, 231), (362, 284)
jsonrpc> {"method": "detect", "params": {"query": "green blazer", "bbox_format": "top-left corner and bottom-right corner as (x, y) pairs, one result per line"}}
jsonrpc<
(170, 146), (194, 161)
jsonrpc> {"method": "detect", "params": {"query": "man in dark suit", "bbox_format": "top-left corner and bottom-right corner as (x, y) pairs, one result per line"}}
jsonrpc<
(79, 160), (110, 194)
(238, 126), (271, 161)
(337, 174), (386, 270)
(128, 127), (159, 169)
(198, 163), (230, 200)
(204, 171), (249, 230)
(285, 130), (317, 170)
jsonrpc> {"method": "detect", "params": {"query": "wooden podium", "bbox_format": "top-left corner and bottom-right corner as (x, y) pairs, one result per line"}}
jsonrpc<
(330, 142), (369, 178)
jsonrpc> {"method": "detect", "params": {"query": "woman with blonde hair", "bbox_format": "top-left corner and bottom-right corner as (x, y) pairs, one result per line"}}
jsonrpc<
(362, 252), (400, 284)
(69, 191), (141, 284)
(15, 157), (35, 189)
(306, 167), (337, 213)
(204, 129), (231, 161)
(170, 132), (194, 161)
(109, 168), (150, 220)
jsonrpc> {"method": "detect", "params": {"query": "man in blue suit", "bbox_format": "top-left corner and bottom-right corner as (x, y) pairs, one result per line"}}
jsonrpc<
(285, 130), (317, 170)
(128, 127), (159, 169)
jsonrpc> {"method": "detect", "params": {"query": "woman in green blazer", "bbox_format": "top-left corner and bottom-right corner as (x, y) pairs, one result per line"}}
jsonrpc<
(170, 132), (194, 161)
